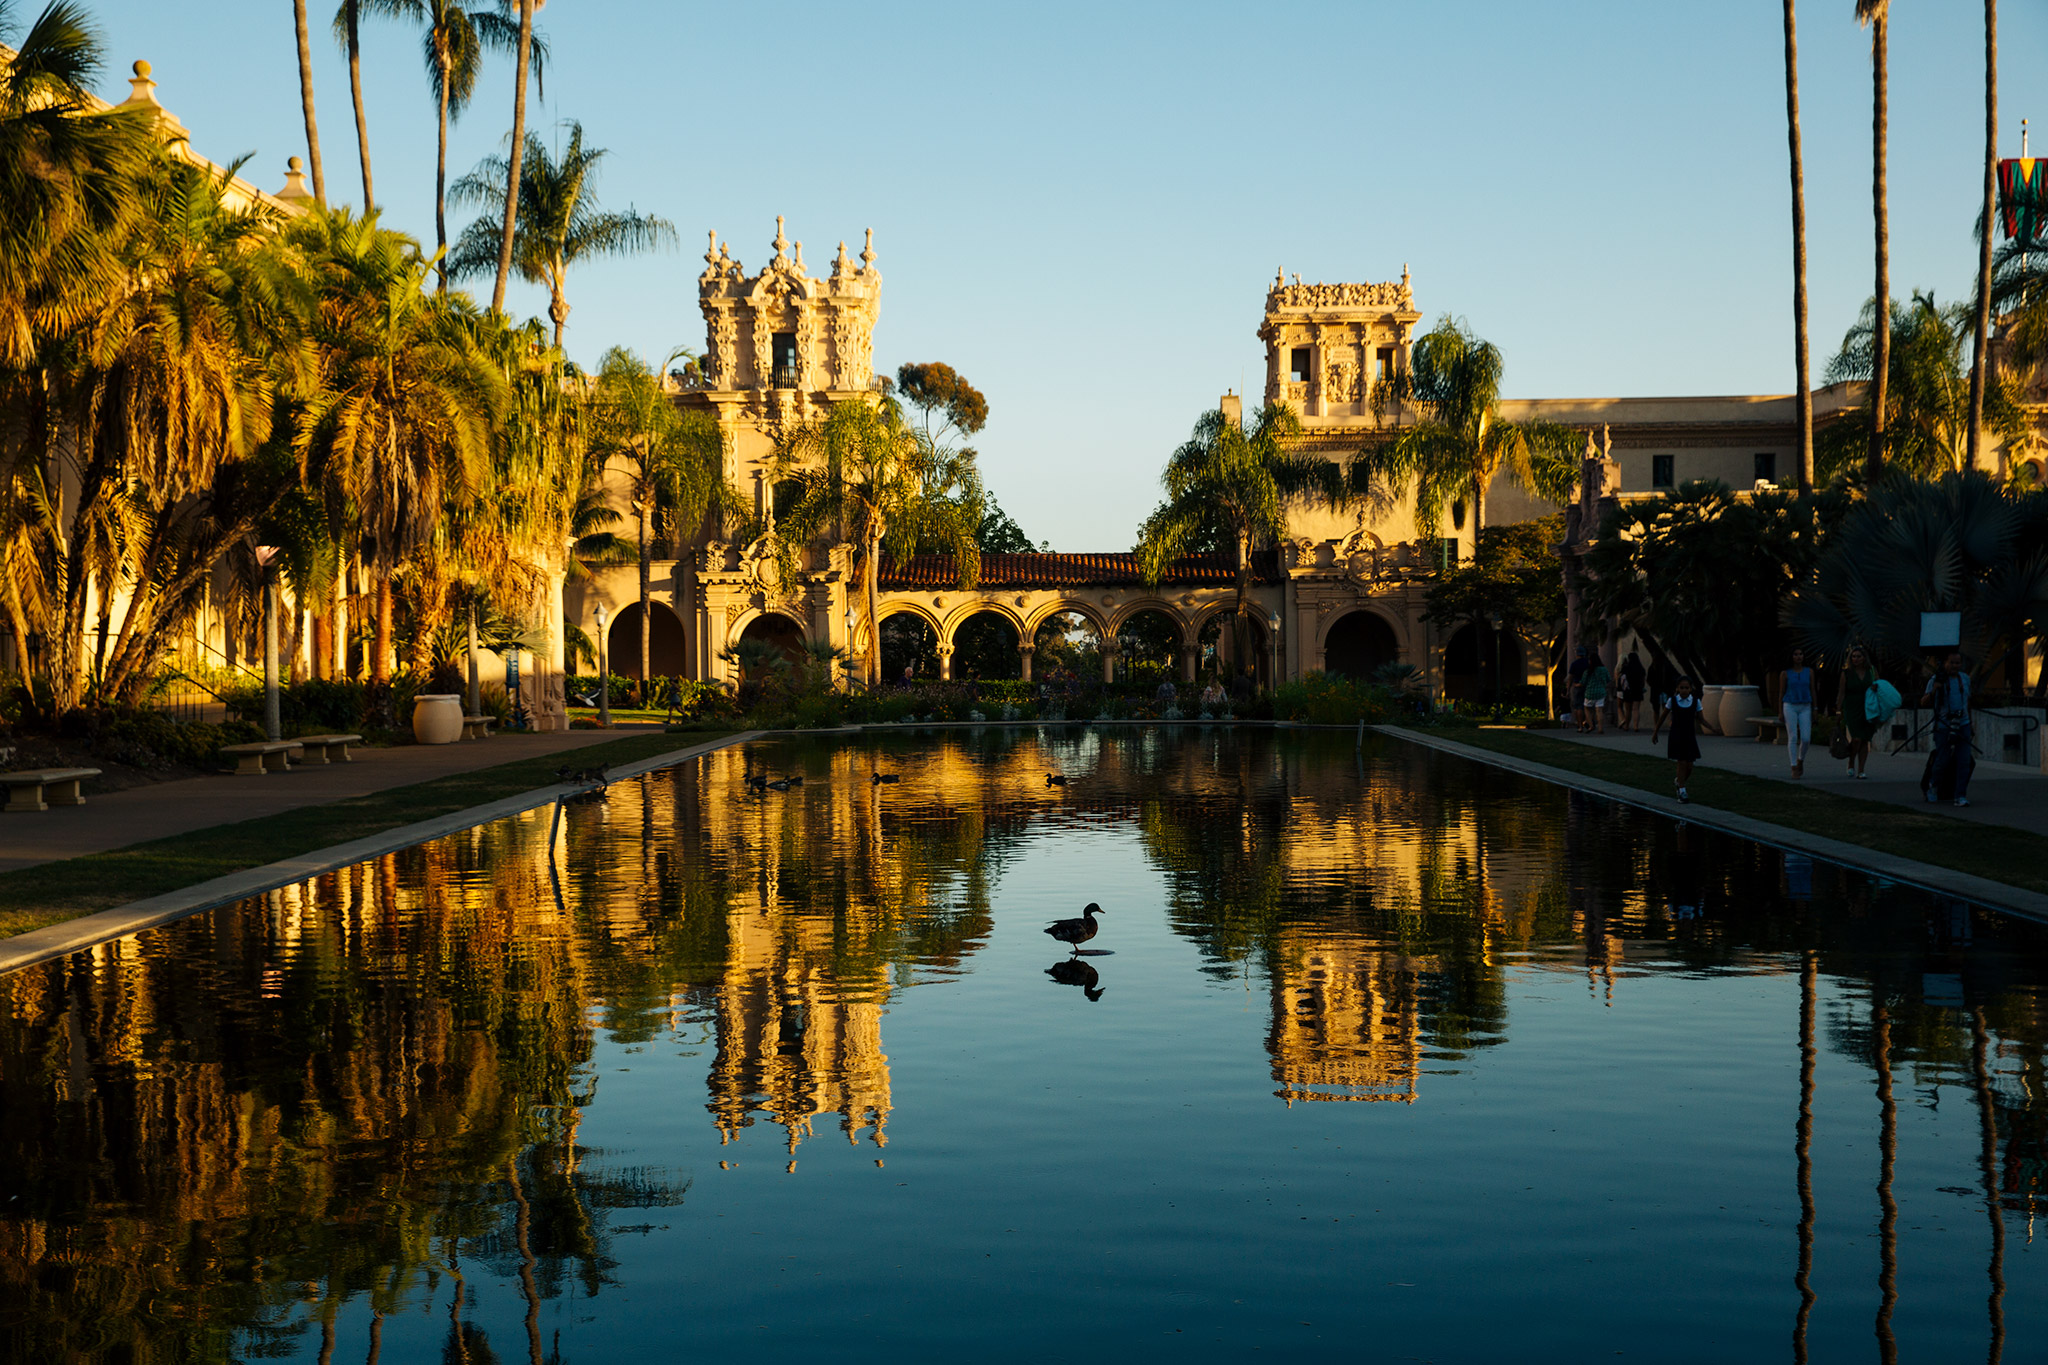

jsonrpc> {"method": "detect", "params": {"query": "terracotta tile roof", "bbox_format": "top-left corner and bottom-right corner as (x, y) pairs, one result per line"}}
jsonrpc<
(878, 550), (1281, 590)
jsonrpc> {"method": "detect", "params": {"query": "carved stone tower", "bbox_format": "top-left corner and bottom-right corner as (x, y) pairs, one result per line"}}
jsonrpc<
(694, 216), (882, 429)
(1257, 267), (1421, 423)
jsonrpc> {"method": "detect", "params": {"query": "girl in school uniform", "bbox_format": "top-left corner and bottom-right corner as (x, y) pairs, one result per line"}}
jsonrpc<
(1650, 675), (1711, 803)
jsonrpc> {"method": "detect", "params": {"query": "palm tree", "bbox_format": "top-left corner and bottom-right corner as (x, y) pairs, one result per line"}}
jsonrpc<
(449, 122), (675, 347)
(1352, 315), (1579, 538)
(1784, 0), (1815, 493)
(1857, 0), (1890, 484)
(331, 0), (373, 208)
(289, 206), (507, 680)
(291, 0), (327, 205)
(0, 0), (146, 371)
(491, 0), (535, 315)
(1137, 402), (1344, 671)
(361, 0), (526, 291)
(772, 396), (984, 686)
(1823, 291), (2025, 479)
(587, 346), (740, 681)
(1967, 0), (1999, 470)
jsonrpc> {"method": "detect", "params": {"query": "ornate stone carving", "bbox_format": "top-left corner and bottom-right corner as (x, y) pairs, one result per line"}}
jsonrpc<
(1266, 279), (1413, 312)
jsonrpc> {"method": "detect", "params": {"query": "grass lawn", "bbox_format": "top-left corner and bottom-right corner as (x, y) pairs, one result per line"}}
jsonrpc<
(1434, 726), (2048, 897)
(566, 706), (685, 725)
(0, 729), (741, 940)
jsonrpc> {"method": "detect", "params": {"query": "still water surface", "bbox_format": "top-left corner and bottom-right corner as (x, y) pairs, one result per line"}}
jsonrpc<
(1, 729), (2041, 1362)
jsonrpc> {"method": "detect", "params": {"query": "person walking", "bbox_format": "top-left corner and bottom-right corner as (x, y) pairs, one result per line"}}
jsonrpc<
(1651, 675), (1709, 803)
(1568, 645), (1591, 730)
(1919, 649), (1974, 807)
(1617, 649), (1646, 732)
(1835, 644), (1879, 779)
(1582, 656), (1612, 735)
(1779, 647), (1817, 778)
(1646, 653), (1675, 732)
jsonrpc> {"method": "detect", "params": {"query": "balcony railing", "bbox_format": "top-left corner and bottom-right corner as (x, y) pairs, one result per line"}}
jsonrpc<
(771, 364), (801, 390)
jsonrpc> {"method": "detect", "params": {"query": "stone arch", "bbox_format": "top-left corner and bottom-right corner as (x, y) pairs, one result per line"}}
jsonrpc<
(1029, 605), (1108, 685)
(607, 600), (689, 679)
(1024, 599), (1110, 640)
(729, 609), (807, 658)
(878, 608), (940, 683)
(944, 608), (1023, 681)
(1320, 609), (1401, 680)
(1111, 604), (1186, 684)
(1194, 607), (1273, 686)
(873, 598), (945, 638)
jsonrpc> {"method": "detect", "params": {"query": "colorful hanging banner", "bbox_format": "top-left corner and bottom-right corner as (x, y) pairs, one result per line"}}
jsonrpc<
(1999, 158), (2047, 242)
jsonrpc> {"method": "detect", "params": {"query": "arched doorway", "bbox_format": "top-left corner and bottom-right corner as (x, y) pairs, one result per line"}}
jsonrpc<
(607, 601), (688, 678)
(1033, 609), (1104, 687)
(1323, 611), (1399, 680)
(1197, 609), (1272, 688)
(736, 612), (805, 674)
(1114, 608), (1182, 685)
(950, 610), (1020, 681)
(1441, 621), (1524, 702)
(879, 611), (938, 684)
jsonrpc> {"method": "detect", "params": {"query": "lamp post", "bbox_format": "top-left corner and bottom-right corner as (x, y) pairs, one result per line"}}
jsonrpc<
(845, 607), (859, 689)
(594, 603), (610, 728)
(1268, 609), (1284, 691)
(256, 545), (282, 741)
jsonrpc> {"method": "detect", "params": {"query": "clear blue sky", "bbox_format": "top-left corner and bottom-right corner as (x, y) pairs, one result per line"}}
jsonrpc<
(81, 0), (2048, 549)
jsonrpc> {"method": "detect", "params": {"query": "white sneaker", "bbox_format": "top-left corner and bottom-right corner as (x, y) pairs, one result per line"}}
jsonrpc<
(1955, 797), (1971, 808)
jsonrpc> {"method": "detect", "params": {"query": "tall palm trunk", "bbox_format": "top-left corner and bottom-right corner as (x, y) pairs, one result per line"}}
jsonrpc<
(493, 0), (536, 314)
(1868, 6), (1890, 483)
(1967, 0), (1998, 471)
(435, 43), (451, 292)
(1784, 0), (1815, 493)
(1234, 529), (1253, 684)
(374, 576), (394, 683)
(865, 533), (882, 687)
(343, 0), (373, 208)
(292, 0), (326, 205)
(637, 497), (652, 682)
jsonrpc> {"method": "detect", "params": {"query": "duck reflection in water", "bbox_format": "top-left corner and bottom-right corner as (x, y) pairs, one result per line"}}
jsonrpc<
(1046, 957), (1106, 1001)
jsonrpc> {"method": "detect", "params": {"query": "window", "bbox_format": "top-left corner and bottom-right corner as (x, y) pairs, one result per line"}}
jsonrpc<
(771, 332), (798, 388)
(1289, 347), (1313, 383)
(1652, 454), (1674, 490)
(1433, 537), (1459, 570)
(1754, 452), (1776, 485)
(1376, 346), (1395, 382)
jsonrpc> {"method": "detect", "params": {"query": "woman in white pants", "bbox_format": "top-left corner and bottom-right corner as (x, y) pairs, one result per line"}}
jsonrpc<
(1780, 647), (1816, 778)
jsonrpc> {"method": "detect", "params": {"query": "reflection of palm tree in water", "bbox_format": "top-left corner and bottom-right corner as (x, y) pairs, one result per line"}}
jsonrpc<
(1793, 952), (1816, 1364)
(1874, 999), (1898, 1365)
(1971, 1006), (2007, 1362)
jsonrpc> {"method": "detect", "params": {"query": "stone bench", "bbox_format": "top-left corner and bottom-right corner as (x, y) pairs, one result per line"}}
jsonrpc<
(462, 714), (494, 740)
(1750, 715), (1785, 744)
(219, 740), (302, 775)
(293, 733), (362, 765)
(1, 767), (101, 812)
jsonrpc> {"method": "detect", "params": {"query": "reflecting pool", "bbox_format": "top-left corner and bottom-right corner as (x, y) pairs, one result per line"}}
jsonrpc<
(1, 729), (2042, 1362)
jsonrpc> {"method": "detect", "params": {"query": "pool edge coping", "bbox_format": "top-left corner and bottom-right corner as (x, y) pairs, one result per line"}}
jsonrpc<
(1376, 724), (2048, 924)
(0, 730), (768, 977)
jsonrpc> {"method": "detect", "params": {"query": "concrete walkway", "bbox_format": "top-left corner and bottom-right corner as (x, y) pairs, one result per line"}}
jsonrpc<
(0, 727), (661, 874)
(1536, 725), (2048, 837)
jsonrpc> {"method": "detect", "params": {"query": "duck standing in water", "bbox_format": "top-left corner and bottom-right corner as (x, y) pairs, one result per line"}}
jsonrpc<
(1044, 903), (1105, 953)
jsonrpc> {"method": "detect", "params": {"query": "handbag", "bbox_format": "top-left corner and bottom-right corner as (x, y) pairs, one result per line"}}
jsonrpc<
(1828, 732), (1853, 760)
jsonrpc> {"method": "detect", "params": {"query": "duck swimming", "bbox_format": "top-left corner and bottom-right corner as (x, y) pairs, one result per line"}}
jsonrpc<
(1045, 773), (1067, 787)
(1043, 903), (1104, 953)
(872, 773), (900, 785)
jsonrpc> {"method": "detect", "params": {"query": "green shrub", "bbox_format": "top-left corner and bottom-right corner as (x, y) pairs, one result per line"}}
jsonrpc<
(1272, 672), (1395, 725)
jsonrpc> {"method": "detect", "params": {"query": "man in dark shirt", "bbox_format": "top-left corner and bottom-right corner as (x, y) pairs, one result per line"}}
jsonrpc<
(1568, 645), (1590, 730)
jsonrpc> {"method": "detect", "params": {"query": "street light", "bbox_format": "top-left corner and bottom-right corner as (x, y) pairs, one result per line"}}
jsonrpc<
(593, 603), (611, 728)
(845, 607), (859, 688)
(1268, 609), (1283, 690)
(255, 545), (282, 742)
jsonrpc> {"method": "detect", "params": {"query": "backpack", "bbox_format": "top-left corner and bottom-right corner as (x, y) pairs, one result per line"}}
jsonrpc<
(1865, 678), (1902, 726)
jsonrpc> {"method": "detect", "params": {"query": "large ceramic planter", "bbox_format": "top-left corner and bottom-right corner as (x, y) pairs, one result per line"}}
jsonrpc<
(412, 694), (464, 745)
(1700, 685), (1726, 734)
(1719, 685), (1761, 738)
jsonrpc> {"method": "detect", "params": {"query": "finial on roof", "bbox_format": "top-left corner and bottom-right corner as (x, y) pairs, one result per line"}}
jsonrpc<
(1275, 266), (1284, 287)
(277, 155), (313, 204)
(1401, 262), (1411, 293)
(772, 215), (789, 262)
(833, 240), (852, 278)
(704, 229), (718, 266)
(128, 59), (157, 104)
(861, 228), (875, 268)
(792, 240), (804, 272)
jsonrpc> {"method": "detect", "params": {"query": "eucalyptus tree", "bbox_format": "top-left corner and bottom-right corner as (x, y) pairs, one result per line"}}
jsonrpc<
(588, 346), (741, 681)
(450, 122), (675, 346)
(1856, 0), (1890, 483)
(772, 395), (984, 686)
(330, 0), (374, 207)
(289, 206), (507, 681)
(490, 0), (538, 315)
(1137, 401), (1343, 669)
(291, 0), (327, 204)
(1350, 315), (1579, 538)
(362, 0), (527, 290)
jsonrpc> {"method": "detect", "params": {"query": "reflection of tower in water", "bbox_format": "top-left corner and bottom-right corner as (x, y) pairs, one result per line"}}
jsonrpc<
(1266, 928), (1426, 1105)
(704, 909), (893, 1156)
